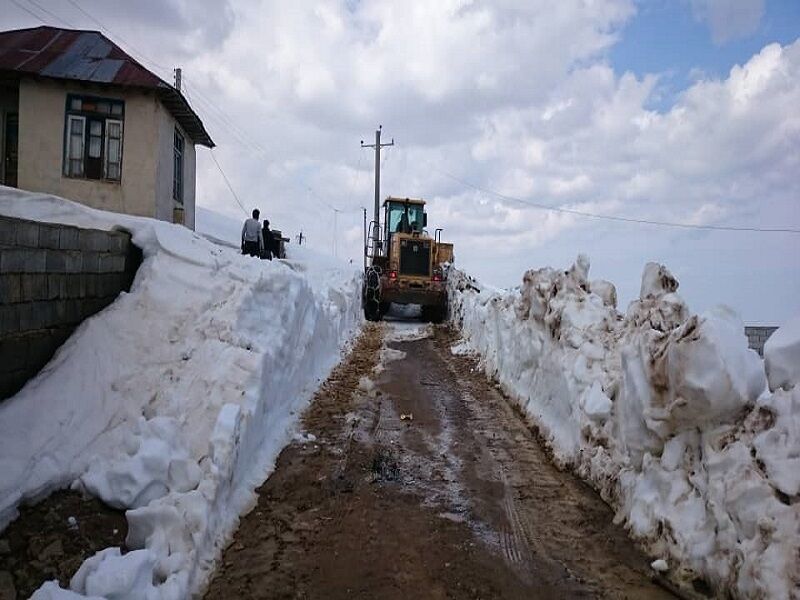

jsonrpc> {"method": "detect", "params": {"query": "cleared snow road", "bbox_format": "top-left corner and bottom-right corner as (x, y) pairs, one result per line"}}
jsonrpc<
(205, 320), (676, 599)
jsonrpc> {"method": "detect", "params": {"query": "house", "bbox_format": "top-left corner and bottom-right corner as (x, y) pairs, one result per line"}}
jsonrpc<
(0, 26), (214, 229)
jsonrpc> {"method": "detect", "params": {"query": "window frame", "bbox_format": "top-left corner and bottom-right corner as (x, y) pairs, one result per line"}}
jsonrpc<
(388, 202), (424, 233)
(63, 94), (125, 183)
(173, 128), (184, 203)
(63, 114), (86, 178)
(104, 118), (123, 180)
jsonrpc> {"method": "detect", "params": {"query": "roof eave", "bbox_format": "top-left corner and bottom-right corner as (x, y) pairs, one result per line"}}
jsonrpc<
(156, 85), (215, 148)
(0, 69), (214, 148)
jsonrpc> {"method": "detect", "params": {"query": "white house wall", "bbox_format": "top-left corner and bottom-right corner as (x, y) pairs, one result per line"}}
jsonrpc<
(16, 79), (160, 218)
(154, 101), (197, 230)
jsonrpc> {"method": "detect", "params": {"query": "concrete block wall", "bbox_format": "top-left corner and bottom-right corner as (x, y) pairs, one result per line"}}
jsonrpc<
(0, 215), (142, 400)
(745, 326), (779, 358)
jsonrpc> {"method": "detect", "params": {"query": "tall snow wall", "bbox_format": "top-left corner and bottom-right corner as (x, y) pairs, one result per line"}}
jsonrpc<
(448, 257), (799, 599)
(0, 188), (363, 599)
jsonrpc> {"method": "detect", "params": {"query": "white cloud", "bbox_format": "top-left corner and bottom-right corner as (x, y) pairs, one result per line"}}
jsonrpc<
(690, 0), (765, 44)
(3, 0), (798, 321)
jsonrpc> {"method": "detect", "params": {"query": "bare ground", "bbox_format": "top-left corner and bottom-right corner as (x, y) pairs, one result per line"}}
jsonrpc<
(205, 321), (677, 600)
(0, 490), (127, 599)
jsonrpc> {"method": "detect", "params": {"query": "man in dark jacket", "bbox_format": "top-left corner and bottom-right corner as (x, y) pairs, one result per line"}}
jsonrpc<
(261, 220), (273, 260)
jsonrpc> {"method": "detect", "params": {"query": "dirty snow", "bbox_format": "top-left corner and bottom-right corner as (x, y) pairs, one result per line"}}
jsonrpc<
(0, 188), (362, 598)
(448, 257), (800, 599)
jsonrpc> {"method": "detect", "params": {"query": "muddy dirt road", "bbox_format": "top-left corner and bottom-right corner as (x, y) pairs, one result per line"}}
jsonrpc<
(206, 321), (675, 599)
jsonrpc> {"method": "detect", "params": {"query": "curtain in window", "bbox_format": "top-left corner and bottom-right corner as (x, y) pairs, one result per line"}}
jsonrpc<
(66, 116), (85, 176)
(88, 121), (102, 158)
(105, 120), (123, 180)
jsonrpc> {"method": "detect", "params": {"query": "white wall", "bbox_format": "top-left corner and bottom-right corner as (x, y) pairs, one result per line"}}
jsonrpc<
(17, 79), (160, 218)
(154, 102), (197, 230)
(16, 78), (201, 230)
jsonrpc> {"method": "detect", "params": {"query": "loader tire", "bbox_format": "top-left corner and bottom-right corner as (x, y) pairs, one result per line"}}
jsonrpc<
(422, 301), (447, 324)
(364, 299), (382, 322)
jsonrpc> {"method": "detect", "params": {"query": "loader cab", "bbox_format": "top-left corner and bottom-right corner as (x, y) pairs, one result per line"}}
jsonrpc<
(383, 197), (427, 252)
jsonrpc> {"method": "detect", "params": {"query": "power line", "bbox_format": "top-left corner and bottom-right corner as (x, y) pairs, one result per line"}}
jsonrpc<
(208, 149), (248, 217)
(63, 0), (260, 153)
(435, 167), (800, 234)
(63, 0), (272, 158)
(64, 0), (172, 76)
(26, 0), (76, 28)
(181, 81), (253, 150)
(182, 80), (268, 155)
(9, 0), (47, 23)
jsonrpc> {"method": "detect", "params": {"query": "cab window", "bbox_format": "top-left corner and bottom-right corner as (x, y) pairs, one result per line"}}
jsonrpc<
(388, 203), (424, 233)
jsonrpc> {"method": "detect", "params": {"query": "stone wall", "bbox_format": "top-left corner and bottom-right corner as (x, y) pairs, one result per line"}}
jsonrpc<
(0, 215), (141, 399)
(745, 326), (779, 358)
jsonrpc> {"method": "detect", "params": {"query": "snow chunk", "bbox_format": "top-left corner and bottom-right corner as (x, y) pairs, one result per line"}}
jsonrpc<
(753, 388), (800, 497)
(660, 307), (765, 432)
(590, 279), (617, 309)
(764, 314), (800, 392)
(626, 263), (688, 332)
(580, 381), (612, 421)
(650, 559), (668, 572)
(640, 262), (679, 299)
(70, 548), (159, 599)
(78, 417), (201, 509)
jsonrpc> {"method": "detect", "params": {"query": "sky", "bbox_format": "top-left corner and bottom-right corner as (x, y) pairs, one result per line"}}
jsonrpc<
(2, 0), (799, 324)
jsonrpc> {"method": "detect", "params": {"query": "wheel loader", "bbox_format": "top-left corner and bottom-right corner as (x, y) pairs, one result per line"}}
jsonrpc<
(362, 197), (454, 322)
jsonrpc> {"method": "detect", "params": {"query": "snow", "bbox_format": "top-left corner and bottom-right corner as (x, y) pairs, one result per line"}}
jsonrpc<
(448, 257), (800, 599)
(0, 188), (362, 598)
(195, 206), (242, 249)
(68, 548), (159, 600)
(651, 558), (669, 573)
(764, 315), (800, 392)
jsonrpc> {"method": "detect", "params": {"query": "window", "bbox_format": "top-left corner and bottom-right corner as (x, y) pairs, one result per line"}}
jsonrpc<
(105, 120), (123, 180)
(388, 202), (425, 233)
(63, 94), (124, 181)
(65, 115), (85, 177)
(173, 129), (184, 203)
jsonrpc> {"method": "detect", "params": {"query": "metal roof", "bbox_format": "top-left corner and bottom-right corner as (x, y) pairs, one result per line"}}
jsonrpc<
(0, 26), (214, 147)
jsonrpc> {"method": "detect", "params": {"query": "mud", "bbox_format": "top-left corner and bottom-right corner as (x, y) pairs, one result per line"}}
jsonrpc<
(205, 321), (676, 599)
(0, 490), (127, 598)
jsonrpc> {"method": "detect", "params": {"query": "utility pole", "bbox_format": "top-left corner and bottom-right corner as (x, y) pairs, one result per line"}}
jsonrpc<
(296, 231), (304, 246)
(361, 125), (393, 261)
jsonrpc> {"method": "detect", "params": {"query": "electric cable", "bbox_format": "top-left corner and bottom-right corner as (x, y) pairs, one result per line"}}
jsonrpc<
(25, 0), (76, 28)
(9, 0), (47, 23)
(434, 167), (800, 234)
(65, 0), (173, 75)
(64, 0), (268, 154)
(208, 149), (248, 217)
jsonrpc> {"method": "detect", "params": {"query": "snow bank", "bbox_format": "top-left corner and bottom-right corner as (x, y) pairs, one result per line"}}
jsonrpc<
(449, 257), (800, 599)
(0, 189), (362, 598)
(765, 315), (800, 392)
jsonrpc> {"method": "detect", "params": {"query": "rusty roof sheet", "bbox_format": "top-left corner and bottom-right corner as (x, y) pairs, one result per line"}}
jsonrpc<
(0, 26), (213, 147)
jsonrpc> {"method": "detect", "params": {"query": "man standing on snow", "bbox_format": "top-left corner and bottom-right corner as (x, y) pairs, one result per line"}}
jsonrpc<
(241, 209), (264, 257)
(261, 219), (273, 260)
